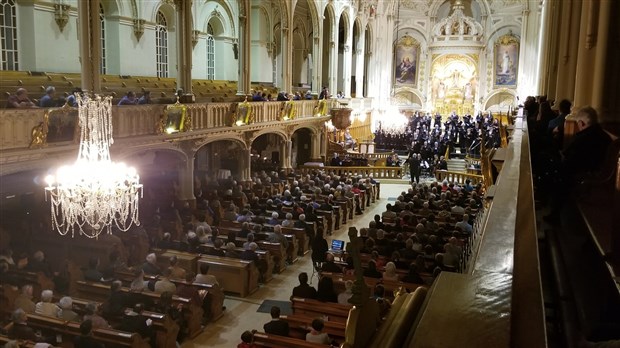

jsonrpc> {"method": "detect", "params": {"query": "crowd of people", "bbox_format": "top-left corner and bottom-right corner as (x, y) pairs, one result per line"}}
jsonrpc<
(374, 111), (502, 156)
(5, 87), (153, 109)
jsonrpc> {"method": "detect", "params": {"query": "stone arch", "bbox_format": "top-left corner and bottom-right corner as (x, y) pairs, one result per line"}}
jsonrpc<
(429, 0), (489, 21)
(250, 129), (289, 146)
(278, 0), (289, 29)
(151, 2), (175, 29)
(482, 88), (517, 111)
(195, 134), (248, 151)
(100, 0), (121, 16)
(322, 3), (336, 34)
(116, 145), (189, 163)
(253, 4), (271, 42)
(200, 0), (236, 37)
(337, 7), (350, 43)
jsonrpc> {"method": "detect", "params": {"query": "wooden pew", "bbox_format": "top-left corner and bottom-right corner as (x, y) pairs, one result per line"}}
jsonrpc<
(252, 332), (332, 348)
(197, 255), (259, 297)
(281, 314), (346, 340)
(319, 272), (423, 299)
(215, 234), (287, 273)
(113, 269), (225, 324)
(0, 335), (36, 347)
(290, 297), (352, 324)
(198, 242), (274, 282)
(62, 295), (180, 348)
(281, 227), (310, 256)
(5, 270), (55, 297)
(27, 313), (151, 348)
(0, 284), (19, 315)
(75, 280), (204, 339)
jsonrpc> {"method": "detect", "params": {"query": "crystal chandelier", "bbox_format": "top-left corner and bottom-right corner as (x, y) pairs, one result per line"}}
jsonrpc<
(44, 95), (143, 238)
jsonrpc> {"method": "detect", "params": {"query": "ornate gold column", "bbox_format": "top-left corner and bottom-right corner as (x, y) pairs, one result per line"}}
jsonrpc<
(175, 0), (193, 98)
(554, 0), (581, 103)
(78, 0), (101, 94)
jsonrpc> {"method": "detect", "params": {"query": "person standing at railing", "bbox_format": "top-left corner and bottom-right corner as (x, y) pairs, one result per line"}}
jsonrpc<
(6, 88), (36, 108)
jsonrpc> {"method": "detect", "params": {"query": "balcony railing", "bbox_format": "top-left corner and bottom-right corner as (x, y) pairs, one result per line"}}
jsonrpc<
(0, 100), (331, 152)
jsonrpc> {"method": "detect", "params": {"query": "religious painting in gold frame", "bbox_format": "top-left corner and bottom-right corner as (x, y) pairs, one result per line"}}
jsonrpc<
(30, 104), (79, 149)
(161, 102), (188, 134)
(280, 100), (296, 121)
(393, 34), (419, 88)
(233, 98), (253, 126)
(494, 33), (519, 88)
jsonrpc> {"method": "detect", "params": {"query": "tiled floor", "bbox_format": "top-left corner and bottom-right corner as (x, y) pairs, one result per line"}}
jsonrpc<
(182, 183), (411, 347)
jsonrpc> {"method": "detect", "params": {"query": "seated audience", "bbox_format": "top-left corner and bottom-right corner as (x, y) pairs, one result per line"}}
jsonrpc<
(83, 257), (104, 282)
(238, 330), (258, 348)
(168, 255), (186, 279)
(292, 272), (317, 299)
(306, 318), (330, 344)
(142, 253), (161, 275)
(154, 268), (177, 294)
(39, 86), (56, 107)
(118, 303), (155, 344)
(13, 284), (35, 314)
(321, 253), (343, 273)
(8, 309), (40, 341)
(117, 91), (138, 105)
(59, 296), (79, 321)
(263, 306), (289, 337)
(455, 214), (473, 233)
(363, 260), (382, 279)
(383, 261), (399, 281)
(73, 319), (105, 348)
(35, 289), (60, 317)
(6, 88), (36, 108)
(316, 276), (338, 303)
(83, 302), (111, 330)
(402, 263), (425, 284)
(195, 262), (219, 286)
(338, 280), (354, 305)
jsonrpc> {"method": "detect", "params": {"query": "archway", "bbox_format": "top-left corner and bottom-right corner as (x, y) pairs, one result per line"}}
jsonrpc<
(292, 0), (313, 88)
(292, 128), (313, 167)
(250, 133), (287, 174)
(194, 140), (246, 187)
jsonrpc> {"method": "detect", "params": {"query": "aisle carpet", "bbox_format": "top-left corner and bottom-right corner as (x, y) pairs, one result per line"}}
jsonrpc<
(256, 299), (292, 315)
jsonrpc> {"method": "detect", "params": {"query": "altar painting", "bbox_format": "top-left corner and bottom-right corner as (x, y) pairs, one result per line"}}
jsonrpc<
(494, 34), (519, 87)
(393, 35), (419, 87)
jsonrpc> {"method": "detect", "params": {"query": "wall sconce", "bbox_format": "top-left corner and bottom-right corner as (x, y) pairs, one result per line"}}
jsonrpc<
(54, 4), (71, 32)
(133, 19), (145, 42)
(192, 30), (200, 49)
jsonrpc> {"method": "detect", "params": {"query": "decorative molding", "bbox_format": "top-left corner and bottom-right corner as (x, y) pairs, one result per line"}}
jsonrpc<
(54, 4), (70, 32)
(133, 19), (145, 42)
(192, 30), (201, 49)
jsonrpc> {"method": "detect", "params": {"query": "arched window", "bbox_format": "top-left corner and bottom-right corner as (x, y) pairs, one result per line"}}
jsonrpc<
(156, 11), (168, 78)
(206, 23), (214, 80)
(100, 3), (106, 74)
(0, 0), (18, 70)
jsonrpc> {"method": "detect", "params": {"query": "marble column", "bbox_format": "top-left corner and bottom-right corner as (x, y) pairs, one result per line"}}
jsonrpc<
(281, 26), (293, 93)
(354, 28), (365, 98)
(572, 0), (597, 107)
(78, 0), (101, 94)
(283, 139), (293, 170)
(174, 0), (193, 97)
(237, 0), (251, 96)
(554, 0), (581, 103)
(239, 148), (251, 182)
(176, 154), (196, 205)
(591, 0), (611, 113)
(312, 35), (322, 96)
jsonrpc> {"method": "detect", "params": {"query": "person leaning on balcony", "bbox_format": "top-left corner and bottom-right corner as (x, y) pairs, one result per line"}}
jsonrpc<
(6, 88), (36, 108)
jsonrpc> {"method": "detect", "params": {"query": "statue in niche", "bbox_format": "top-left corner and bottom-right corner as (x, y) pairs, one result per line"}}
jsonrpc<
(464, 83), (473, 100)
(501, 50), (512, 74)
(438, 81), (446, 99)
(451, 69), (462, 88)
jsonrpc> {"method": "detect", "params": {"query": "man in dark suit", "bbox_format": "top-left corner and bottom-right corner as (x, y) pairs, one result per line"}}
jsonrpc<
(73, 319), (105, 348)
(263, 306), (289, 337)
(321, 253), (343, 273)
(118, 303), (155, 346)
(291, 272), (317, 299)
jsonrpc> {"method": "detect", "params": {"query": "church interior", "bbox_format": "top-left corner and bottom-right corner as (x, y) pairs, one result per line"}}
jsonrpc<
(0, 0), (619, 347)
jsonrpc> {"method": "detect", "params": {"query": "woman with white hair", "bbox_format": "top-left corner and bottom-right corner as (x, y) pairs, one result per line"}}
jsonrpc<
(383, 262), (399, 281)
(35, 290), (60, 317)
(142, 253), (161, 275)
(338, 280), (354, 305)
(58, 296), (79, 321)
(281, 213), (294, 227)
(267, 211), (280, 225)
